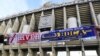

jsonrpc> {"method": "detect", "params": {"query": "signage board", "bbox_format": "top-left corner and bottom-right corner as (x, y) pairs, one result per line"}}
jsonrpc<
(41, 26), (96, 41)
(8, 32), (41, 44)
(8, 26), (96, 44)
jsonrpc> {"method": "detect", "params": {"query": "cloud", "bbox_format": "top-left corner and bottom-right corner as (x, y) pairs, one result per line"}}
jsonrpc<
(0, 0), (75, 18)
(0, 0), (29, 18)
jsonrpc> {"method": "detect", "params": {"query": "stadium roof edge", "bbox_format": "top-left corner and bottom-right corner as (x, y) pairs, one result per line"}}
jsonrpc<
(0, 0), (97, 21)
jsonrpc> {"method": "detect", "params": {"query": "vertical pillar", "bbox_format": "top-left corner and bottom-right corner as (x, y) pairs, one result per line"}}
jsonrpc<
(0, 21), (6, 33)
(9, 45), (15, 56)
(19, 16), (27, 33)
(76, 4), (81, 27)
(33, 51), (37, 56)
(18, 49), (23, 56)
(3, 19), (12, 34)
(38, 11), (44, 32)
(2, 50), (8, 56)
(41, 11), (44, 16)
(81, 40), (85, 56)
(9, 49), (14, 56)
(18, 44), (23, 56)
(63, 7), (67, 29)
(43, 51), (47, 56)
(51, 9), (55, 31)
(1, 44), (7, 56)
(76, 4), (85, 55)
(29, 13), (35, 32)
(66, 46), (70, 56)
(89, 2), (98, 26)
(12, 17), (19, 32)
(27, 44), (33, 56)
(52, 46), (57, 56)
(39, 47), (44, 56)
(89, 2), (100, 56)
(27, 48), (33, 56)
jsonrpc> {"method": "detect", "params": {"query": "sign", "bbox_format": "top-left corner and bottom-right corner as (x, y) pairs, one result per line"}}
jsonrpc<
(8, 32), (41, 44)
(38, 15), (54, 29)
(41, 26), (96, 41)
(8, 26), (96, 44)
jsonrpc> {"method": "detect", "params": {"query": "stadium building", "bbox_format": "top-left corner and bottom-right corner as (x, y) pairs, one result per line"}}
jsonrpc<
(0, 0), (99, 56)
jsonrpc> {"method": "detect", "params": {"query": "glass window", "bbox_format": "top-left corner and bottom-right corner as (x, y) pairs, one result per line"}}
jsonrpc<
(70, 51), (82, 56)
(85, 50), (98, 56)
(57, 51), (66, 56)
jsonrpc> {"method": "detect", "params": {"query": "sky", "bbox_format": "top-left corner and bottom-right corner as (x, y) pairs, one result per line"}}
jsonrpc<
(0, 0), (74, 18)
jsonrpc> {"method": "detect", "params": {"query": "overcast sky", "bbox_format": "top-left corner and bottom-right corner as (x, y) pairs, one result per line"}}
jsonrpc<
(0, 0), (75, 18)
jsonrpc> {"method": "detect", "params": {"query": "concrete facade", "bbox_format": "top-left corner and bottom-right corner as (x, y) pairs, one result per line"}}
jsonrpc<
(0, 0), (99, 56)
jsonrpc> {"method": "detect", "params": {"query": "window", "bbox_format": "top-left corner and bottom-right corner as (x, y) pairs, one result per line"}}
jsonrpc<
(85, 50), (98, 56)
(57, 51), (66, 56)
(70, 51), (82, 56)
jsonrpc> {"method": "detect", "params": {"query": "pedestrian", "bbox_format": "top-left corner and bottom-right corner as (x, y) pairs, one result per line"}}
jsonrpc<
(96, 25), (100, 31)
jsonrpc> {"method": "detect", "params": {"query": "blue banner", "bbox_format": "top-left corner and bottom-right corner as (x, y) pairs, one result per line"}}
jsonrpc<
(41, 26), (96, 41)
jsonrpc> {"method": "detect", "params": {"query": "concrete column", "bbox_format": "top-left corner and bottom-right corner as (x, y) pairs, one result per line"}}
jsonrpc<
(41, 11), (44, 16)
(27, 46), (33, 56)
(18, 49), (23, 56)
(51, 9), (55, 31)
(81, 40), (85, 56)
(3, 19), (12, 34)
(52, 46), (57, 56)
(38, 11), (44, 32)
(39, 47), (44, 56)
(0, 21), (6, 33)
(9, 49), (14, 56)
(1, 45), (8, 56)
(29, 13), (35, 32)
(12, 17), (19, 32)
(66, 46), (70, 56)
(19, 16), (27, 33)
(89, 2), (100, 56)
(33, 51), (37, 56)
(89, 2), (98, 26)
(63, 7), (67, 29)
(43, 51), (47, 56)
(18, 44), (23, 56)
(9, 45), (15, 56)
(2, 50), (8, 56)
(76, 4), (81, 27)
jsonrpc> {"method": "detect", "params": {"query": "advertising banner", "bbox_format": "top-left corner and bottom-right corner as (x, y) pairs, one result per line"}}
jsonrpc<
(8, 32), (41, 44)
(8, 26), (96, 44)
(41, 26), (96, 41)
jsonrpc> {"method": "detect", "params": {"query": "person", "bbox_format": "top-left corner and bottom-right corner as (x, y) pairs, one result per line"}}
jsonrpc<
(96, 25), (100, 31)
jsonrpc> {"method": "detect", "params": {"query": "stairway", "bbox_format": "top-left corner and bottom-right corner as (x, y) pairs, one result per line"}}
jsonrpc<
(79, 3), (93, 26)
(66, 5), (77, 18)
(55, 7), (64, 30)
(93, 1), (100, 15)
(34, 12), (41, 32)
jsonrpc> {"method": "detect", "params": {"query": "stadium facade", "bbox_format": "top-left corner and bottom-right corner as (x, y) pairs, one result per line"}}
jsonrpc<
(0, 0), (99, 56)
